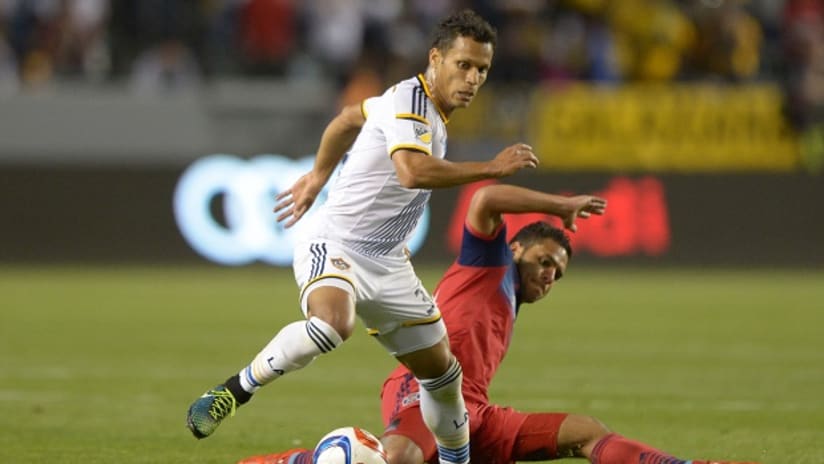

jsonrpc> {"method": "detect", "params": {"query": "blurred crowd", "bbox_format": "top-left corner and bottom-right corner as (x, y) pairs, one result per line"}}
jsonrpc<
(0, 0), (822, 130)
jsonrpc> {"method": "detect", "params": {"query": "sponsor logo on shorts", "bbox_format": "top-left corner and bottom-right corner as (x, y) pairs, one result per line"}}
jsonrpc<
(330, 257), (351, 270)
(402, 392), (420, 407)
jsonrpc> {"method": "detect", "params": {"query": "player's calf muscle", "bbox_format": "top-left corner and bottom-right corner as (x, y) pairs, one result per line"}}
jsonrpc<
(397, 338), (453, 378)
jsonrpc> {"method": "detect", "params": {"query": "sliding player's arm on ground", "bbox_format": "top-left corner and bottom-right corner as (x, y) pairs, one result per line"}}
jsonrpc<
(275, 102), (367, 227)
(467, 184), (608, 235)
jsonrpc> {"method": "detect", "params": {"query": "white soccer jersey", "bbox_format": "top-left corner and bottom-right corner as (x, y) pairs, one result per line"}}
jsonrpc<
(307, 74), (449, 258)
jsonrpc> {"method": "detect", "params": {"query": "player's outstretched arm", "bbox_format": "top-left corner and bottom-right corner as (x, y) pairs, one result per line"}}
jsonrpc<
(392, 143), (539, 189)
(274, 102), (366, 227)
(467, 184), (607, 235)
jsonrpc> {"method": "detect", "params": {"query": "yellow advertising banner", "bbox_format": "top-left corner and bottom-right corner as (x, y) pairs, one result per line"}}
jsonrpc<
(526, 84), (799, 171)
(449, 83), (800, 172)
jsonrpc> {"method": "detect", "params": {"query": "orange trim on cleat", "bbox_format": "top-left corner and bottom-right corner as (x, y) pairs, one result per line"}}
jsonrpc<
(236, 448), (311, 464)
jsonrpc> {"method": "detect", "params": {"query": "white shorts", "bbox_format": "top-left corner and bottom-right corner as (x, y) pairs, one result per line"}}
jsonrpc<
(292, 240), (446, 356)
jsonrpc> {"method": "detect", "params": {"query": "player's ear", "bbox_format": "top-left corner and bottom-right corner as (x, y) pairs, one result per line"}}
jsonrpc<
(428, 47), (441, 67)
(510, 241), (523, 260)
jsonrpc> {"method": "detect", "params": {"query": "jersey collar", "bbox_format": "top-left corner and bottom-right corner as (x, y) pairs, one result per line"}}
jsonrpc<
(507, 259), (523, 315)
(416, 74), (449, 124)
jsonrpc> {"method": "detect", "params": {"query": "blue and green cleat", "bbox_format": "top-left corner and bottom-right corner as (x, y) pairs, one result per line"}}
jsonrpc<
(186, 384), (238, 439)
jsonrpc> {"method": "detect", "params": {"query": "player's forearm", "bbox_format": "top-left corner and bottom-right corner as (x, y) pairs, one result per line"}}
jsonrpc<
(478, 184), (571, 217)
(395, 156), (504, 189)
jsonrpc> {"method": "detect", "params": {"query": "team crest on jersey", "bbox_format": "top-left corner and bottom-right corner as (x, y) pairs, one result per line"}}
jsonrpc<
(414, 123), (432, 144)
(330, 257), (351, 271)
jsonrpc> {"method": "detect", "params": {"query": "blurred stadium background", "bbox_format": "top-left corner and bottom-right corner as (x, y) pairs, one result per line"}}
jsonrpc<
(1, 1), (823, 463)
(0, 0), (823, 266)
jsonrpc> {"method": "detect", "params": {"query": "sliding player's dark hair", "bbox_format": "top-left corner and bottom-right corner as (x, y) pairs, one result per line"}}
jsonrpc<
(510, 221), (573, 259)
(430, 9), (497, 53)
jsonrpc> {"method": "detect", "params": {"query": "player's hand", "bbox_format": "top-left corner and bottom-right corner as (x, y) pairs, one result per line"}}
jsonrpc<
(274, 172), (324, 228)
(490, 143), (539, 177)
(561, 195), (607, 232)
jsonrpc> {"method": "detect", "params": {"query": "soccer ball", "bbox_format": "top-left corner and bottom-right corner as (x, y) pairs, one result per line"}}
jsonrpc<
(313, 426), (388, 464)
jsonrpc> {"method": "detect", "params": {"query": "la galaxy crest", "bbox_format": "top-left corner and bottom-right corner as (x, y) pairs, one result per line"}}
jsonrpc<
(330, 257), (351, 271)
(413, 123), (432, 144)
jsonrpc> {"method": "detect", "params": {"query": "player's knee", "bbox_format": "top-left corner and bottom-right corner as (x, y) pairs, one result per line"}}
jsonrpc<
(381, 435), (424, 464)
(306, 287), (356, 340)
(562, 414), (611, 446)
(384, 447), (419, 464)
(583, 415), (610, 439)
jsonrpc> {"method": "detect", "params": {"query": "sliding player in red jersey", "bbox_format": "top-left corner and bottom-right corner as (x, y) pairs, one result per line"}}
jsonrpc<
(239, 184), (758, 464)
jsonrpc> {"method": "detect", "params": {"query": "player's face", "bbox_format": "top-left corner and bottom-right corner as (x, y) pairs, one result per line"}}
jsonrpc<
(511, 238), (569, 303)
(429, 36), (493, 113)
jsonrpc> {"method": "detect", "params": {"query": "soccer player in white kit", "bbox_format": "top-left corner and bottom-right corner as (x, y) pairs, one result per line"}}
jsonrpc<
(187, 10), (539, 464)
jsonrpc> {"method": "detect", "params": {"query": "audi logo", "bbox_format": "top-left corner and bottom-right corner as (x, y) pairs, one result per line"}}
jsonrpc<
(173, 154), (430, 266)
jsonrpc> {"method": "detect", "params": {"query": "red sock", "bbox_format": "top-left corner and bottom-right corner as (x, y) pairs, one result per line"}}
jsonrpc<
(590, 433), (686, 464)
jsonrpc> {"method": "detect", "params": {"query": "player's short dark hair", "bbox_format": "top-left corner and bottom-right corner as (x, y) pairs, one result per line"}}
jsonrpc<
(510, 221), (573, 259)
(430, 9), (497, 53)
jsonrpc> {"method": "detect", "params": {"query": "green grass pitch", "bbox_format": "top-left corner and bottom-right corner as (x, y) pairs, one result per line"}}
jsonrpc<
(1, 265), (822, 463)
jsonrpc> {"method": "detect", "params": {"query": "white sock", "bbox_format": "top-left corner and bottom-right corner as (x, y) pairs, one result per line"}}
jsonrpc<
(417, 359), (470, 464)
(238, 317), (342, 393)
